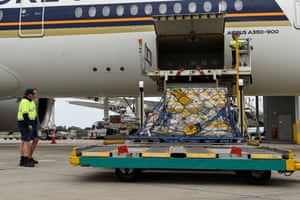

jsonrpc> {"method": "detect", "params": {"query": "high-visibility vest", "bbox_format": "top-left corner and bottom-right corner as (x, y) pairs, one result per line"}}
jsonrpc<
(17, 98), (37, 121)
(230, 39), (245, 50)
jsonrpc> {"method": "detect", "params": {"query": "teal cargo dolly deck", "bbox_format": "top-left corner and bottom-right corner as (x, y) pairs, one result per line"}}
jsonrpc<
(70, 143), (300, 185)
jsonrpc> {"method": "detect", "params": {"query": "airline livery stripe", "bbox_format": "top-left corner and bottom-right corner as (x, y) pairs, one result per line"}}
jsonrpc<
(47, 17), (152, 25)
(0, 17), (152, 26)
(0, 12), (286, 27)
(226, 12), (285, 17)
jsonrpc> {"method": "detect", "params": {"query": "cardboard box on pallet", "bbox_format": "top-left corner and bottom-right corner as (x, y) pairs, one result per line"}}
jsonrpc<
(134, 87), (241, 139)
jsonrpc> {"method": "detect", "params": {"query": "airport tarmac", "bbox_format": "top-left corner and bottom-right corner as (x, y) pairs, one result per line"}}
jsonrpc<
(1, 139), (300, 200)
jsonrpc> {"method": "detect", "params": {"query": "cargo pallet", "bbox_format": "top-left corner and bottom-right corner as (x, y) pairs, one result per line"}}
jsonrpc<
(128, 135), (244, 144)
(70, 143), (300, 185)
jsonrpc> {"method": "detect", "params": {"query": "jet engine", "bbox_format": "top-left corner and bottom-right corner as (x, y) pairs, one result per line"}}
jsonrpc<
(0, 98), (54, 133)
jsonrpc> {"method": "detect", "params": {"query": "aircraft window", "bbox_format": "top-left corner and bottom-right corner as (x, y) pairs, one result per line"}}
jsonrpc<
(218, 0), (227, 12)
(188, 2), (197, 13)
(144, 4), (153, 15)
(203, 1), (212, 12)
(159, 3), (167, 14)
(92, 67), (98, 72)
(75, 7), (83, 18)
(88, 6), (96, 18)
(130, 5), (138, 16)
(234, 0), (243, 11)
(173, 3), (182, 14)
(116, 5), (124, 16)
(0, 10), (3, 21)
(102, 6), (110, 17)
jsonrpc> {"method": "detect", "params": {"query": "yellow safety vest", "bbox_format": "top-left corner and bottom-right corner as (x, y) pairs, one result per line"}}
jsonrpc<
(230, 39), (245, 50)
(17, 98), (37, 121)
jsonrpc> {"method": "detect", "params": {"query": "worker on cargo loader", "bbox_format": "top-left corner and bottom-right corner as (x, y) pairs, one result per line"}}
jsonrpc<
(230, 32), (245, 68)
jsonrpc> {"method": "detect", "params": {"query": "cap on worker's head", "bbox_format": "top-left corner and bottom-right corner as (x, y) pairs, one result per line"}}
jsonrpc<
(232, 31), (239, 36)
(24, 88), (34, 95)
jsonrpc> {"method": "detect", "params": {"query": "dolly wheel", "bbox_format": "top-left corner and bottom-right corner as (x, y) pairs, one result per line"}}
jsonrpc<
(245, 170), (271, 185)
(115, 168), (139, 182)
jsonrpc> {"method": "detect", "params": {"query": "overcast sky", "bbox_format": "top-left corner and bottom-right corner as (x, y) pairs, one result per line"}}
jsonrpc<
(54, 98), (104, 129)
(54, 97), (160, 129)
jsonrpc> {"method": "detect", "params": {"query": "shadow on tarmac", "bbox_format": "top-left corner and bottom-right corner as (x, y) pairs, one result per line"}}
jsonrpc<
(74, 169), (300, 186)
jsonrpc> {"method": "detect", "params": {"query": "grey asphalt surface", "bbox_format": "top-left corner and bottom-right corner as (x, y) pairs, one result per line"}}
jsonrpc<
(1, 139), (300, 200)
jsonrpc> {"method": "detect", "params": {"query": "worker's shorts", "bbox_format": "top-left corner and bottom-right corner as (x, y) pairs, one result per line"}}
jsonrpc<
(31, 123), (38, 139)
(18, 121), (31, 141)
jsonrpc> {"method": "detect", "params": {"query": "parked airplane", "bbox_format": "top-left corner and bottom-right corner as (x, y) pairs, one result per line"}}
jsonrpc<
(0, 0), (299, 132)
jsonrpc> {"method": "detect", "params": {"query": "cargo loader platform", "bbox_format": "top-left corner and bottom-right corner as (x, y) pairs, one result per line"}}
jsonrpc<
(147, 68), (252, 94)
(70, 143), (300, 185)
(142, 13), (253, 94)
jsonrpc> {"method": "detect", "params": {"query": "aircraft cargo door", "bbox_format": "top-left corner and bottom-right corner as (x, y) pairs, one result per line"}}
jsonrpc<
(19, 5), (45, 37)
(295, 0), (300, 29)
(153, 14), (225, 70)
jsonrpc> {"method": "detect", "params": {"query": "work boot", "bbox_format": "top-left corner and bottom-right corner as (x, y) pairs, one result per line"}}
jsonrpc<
(19, 156), (25, 166)
(29, 158), (38, 164)
(20, 157), (35, 167)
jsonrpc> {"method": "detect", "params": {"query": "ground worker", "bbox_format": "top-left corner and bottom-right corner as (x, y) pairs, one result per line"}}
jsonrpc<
(28, 88), (39, 164)
(17, 88), (38, 167)
(229, 32), (245, 68)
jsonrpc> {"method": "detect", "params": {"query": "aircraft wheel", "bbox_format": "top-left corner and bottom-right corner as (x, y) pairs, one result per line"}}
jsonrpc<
(115, 168), (139, 182)
(244, 170), (271, 185)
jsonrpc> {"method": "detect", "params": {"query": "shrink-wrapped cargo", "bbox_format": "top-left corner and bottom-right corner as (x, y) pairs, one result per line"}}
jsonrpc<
(131, 88), (242, 142)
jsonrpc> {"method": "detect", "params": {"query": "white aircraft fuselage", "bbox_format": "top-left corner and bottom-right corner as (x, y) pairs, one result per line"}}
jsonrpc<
(0, 0), (300, 98)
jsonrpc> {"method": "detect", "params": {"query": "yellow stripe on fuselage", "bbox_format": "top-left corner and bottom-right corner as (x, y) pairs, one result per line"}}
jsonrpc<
(226, 20), (291, 27)
(0, 17), (153, 26)
(0, 25), (155, 38)
(0, 12), (284, 27)
(0, 19), (291, 38)
(226, 12), (285, 18)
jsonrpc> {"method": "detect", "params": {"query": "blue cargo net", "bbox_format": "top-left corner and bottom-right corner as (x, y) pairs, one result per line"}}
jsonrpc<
(130, 88), (242, 142)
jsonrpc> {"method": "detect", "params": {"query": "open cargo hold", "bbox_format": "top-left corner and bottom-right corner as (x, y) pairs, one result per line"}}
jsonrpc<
(157, 35), (224, 70)
(154, 14), (225, 71)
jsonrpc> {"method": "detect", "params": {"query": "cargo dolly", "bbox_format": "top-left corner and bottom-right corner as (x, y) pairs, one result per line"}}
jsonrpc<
(70, 143), (300, 185)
